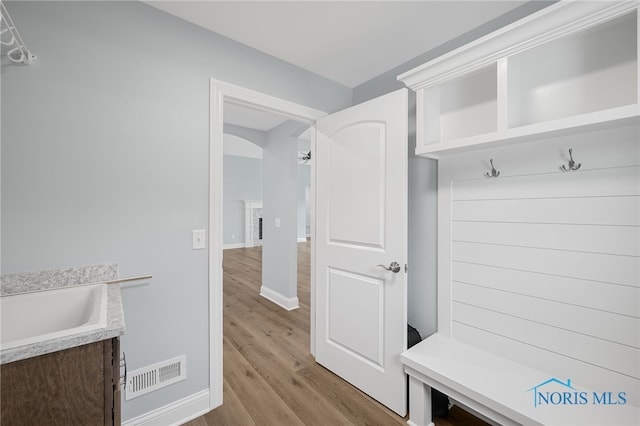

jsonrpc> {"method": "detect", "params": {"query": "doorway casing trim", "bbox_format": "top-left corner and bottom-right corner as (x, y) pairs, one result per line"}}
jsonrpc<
(208, 78), (326, 409)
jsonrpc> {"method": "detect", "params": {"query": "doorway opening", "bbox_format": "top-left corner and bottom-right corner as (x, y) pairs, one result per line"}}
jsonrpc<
(208, 78), (326, 408)
(221, 101), (312, 309)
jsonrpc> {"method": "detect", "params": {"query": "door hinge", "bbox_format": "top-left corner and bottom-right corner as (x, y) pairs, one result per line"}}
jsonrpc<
(404, 264), (408, 273)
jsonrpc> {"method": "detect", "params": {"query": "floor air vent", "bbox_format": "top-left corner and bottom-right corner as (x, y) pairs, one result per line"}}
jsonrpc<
(125, 355), (186, 400)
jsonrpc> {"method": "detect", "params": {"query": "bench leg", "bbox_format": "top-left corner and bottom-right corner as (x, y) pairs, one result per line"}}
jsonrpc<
(408, 375), (435, 426)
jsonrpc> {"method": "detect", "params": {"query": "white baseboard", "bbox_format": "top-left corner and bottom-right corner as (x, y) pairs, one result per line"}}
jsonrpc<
(260, 286), (299, 311)
(297, 237), (307, 243)
(122, 389), (210, 426)
(223, 243), (245, 250)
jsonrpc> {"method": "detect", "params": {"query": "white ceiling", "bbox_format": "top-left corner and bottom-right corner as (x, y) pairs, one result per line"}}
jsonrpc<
(143, 1), (527, 88)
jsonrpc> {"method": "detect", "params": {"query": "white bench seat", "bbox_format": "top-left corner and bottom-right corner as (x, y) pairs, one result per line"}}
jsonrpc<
(402, 333), (639, 426)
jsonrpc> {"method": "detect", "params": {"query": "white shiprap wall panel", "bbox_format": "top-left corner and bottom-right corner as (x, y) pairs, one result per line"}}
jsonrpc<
(437, 124), (640, 404)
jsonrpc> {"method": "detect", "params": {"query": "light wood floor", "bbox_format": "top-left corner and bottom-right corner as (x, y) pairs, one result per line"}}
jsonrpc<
(185, 242), (487, 426)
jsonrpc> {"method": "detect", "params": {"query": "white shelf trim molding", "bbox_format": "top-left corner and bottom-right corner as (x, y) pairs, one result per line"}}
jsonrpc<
(416, 104), (640, 159)
(397, 1), (637, 90)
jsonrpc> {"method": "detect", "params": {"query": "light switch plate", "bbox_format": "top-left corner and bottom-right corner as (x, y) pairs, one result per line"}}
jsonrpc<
(192, 229), (206, 250)
(275, 218), (281, 228)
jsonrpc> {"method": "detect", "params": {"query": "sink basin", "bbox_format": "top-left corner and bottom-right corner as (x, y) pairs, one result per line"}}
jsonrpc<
(1, 283), (108, 350)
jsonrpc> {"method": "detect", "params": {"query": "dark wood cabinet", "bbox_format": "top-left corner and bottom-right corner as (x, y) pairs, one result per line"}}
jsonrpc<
(1, 338), (121, 426)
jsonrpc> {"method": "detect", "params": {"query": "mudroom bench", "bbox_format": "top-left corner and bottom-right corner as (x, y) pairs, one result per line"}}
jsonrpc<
(402, 333), (639, 426)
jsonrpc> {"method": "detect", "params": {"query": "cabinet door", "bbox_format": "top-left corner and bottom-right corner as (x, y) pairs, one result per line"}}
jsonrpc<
(1, 342), (106, 425)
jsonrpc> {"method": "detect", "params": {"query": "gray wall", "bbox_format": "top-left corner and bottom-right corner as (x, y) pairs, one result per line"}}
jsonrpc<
(223, 145), (309, 248)
(297, 164), (310, 240)
(353, 1), (554, 104)
(0, 0), (350, 421)
(261, 122), (306, 303)
(406, 96), (439, 339)
(223, 155), (263, 246)
(352, 1), (554, 340)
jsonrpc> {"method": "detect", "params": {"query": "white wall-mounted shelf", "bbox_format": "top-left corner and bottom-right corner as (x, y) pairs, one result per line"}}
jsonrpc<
(398, 1), (639, 158)
(416, 103), (640, 159)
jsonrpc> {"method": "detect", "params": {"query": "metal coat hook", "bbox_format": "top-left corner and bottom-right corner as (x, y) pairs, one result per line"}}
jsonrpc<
(485, 159), (500, 178)
(561, 148), (581, 171)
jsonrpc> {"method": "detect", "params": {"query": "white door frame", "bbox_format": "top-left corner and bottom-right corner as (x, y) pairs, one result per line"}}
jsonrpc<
(208, 78), (326, 409)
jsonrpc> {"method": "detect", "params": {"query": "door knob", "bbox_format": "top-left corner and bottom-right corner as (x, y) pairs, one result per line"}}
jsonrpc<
(377, 262), (401, 273)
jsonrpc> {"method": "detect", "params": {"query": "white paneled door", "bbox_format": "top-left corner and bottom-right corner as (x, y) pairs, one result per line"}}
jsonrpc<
(315, 89), (408, 416)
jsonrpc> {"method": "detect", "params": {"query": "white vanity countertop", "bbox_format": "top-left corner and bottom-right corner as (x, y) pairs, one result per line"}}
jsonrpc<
(0, 284), (125, 364)
(0, 263), (126, 364)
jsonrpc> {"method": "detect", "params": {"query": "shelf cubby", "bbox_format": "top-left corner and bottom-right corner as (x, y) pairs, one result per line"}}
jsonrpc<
(398, 1), (639, 159)
(507, 12), (637, 129)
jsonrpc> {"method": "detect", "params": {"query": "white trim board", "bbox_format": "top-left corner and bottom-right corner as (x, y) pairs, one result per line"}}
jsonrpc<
(122, 389), (209, 426)
(209, 78), (326, 410)
(260, 285), (300, 311)
(222, 243), (245, 250)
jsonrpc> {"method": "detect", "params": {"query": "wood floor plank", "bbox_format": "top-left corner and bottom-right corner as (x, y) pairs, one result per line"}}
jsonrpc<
(224, 311), (309, 374)
(201, 379), (256, 426)
(223, 336), (304, 426)
(296, 361), (407, 426)
(185, 242), (486, 426)
(183, 416), (208, 426)
(223, 296), (310, 370)
(224, 317), (353, 426)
